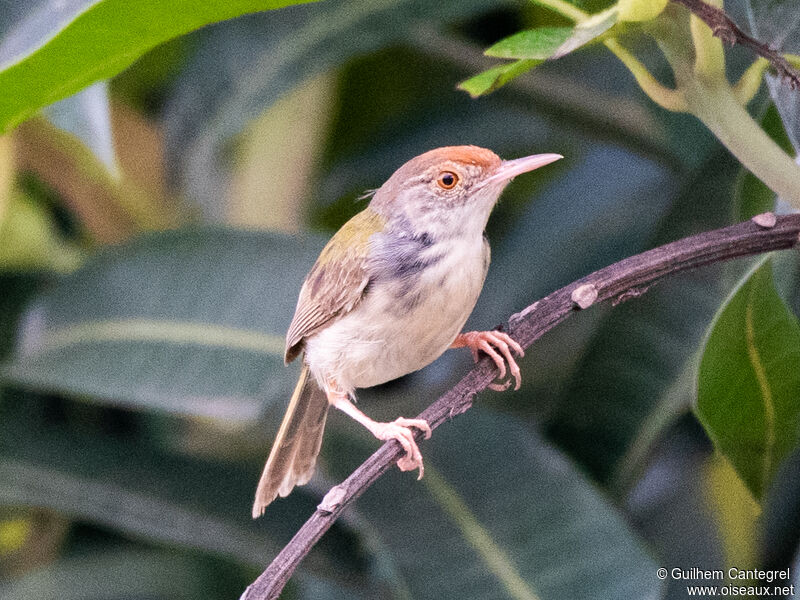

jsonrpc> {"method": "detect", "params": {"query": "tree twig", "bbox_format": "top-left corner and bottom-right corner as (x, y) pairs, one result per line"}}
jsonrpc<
(241, 213), (800, 600)
(671, 0), (800, 89)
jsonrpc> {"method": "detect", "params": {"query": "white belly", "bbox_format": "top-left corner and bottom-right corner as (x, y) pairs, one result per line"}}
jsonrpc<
(305, 237), (489, 392)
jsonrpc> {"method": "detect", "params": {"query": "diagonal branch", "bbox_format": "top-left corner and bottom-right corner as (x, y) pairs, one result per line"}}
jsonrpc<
(241, 212), (800, 600)
(671, 0), (800, 89)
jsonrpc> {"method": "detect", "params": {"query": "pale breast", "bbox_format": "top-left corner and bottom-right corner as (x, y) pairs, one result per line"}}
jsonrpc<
(304, 232), (490, 392)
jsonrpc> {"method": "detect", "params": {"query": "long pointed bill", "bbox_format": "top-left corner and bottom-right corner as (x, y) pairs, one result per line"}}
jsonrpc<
(482, 153), (563, 187)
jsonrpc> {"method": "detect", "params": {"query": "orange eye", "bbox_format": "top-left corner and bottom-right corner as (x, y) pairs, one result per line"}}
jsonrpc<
(436, 171), (459, 190)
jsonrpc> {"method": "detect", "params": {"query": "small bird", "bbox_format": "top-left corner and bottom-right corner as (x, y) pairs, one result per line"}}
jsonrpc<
(252, 145), (562, 517)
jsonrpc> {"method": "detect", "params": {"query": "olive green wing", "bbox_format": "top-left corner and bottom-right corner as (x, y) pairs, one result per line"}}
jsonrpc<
(284, 209), (385, 363)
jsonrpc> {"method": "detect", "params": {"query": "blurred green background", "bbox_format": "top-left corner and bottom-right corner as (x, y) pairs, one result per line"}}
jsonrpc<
(1, 0), (800, 598)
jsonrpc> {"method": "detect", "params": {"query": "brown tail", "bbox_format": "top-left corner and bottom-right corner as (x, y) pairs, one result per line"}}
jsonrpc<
(252, 364), (329, 518)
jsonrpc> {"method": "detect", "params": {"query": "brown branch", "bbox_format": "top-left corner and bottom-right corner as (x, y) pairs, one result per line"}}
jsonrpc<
(241, 213), (800, 600)
(671, 0), (800, 89)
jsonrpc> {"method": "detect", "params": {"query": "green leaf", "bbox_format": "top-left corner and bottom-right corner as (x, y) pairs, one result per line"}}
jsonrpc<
(326, 409), (661, 600)
(458, 7), (617, 97)
(735, 170), (776, 222)
(457, 60), (540, 98)
(3, 229), (326, 422)
(3, 550), (234, 600)
(703, 452), (760, 571)
(696, 259), (800, 501)
(0, 0), (317, 133)
(485, 27), (573, 60)
(550, 7), (618, 60)
(0, 393), (361, 582)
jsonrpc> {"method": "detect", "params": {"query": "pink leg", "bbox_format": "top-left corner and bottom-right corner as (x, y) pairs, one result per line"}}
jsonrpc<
(451, 330), (525, 390)
(327, 389), (431, 478)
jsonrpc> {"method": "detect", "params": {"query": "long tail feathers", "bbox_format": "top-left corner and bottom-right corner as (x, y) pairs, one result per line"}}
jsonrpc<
(252, 365), (329, 518)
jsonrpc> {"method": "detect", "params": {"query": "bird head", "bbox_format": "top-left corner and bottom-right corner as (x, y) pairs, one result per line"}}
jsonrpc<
(370, 145), (562, 237)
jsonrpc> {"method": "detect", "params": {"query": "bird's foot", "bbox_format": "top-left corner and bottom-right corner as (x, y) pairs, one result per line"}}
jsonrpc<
(368, 417), (431, 479)
(452, 330), (524, 390)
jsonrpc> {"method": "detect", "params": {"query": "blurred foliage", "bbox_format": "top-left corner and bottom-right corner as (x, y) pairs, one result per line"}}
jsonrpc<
(0, 0), (799, 599)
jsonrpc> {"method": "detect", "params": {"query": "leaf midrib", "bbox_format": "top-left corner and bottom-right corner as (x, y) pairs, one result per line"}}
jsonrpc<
(745, 286), (775, 495)
(423, 464), (541, 600)
(22, 318), (285, 356)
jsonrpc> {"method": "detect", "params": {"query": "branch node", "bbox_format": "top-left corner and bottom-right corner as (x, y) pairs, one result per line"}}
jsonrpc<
(449, 393), (474, 418)
(612, 286), (651, 306)
(752, 212), (777, 229)
(711, 24), (736, 46)
(571, 283), (599, 309)
(510, 301), (539, 327)
(318, 484), (348, 513)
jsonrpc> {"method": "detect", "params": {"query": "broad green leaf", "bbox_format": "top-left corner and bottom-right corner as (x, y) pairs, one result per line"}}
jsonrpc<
(696, 259), (800, 501)
(292, 575), (384, 600)
(3, 550), (236, 600)
(617, 0), (668, 22)
(457, 60), (540, 98)
(0, 0), (317, 133)
(0, 393), (361, 583)
(326, 409), (662, 600)
(165, 4), (704, 216)
(485, 27), (573, 59)
(3, 229), (326, 422)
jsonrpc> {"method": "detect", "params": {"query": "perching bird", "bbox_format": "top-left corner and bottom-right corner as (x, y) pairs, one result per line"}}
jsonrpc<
(252, 145), (562, 517)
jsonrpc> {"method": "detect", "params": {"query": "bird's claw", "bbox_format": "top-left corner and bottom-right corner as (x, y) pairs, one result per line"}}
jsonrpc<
(455, 330), (524, 390)
(371, 417), (431, 479)
(488, 379), (512, 392)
